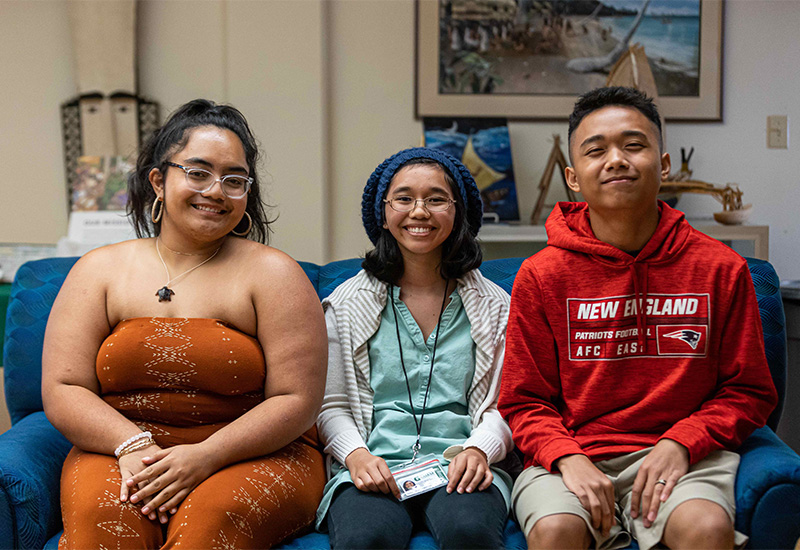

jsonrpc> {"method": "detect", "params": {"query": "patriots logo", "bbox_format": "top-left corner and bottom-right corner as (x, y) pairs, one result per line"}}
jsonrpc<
(663, 329), (702, 350)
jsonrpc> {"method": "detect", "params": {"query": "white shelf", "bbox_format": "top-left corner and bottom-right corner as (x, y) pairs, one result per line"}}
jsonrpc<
(687, 222), (769, 260)
(478, 222), (769, 260)
(478, 224), (548, 242)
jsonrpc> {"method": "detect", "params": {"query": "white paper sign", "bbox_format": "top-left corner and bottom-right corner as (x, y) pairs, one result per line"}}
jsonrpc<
(66, 211), (136, 244)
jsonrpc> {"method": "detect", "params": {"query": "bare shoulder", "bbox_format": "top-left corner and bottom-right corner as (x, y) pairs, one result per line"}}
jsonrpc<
(64, 239), (151, 286)
(227, 239), (314, 296)
(47, 240), (153, 345)
(233, 238), (305, 270)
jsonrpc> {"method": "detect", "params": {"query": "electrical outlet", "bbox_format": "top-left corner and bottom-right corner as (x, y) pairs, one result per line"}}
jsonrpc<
(767, 115), (788, 149)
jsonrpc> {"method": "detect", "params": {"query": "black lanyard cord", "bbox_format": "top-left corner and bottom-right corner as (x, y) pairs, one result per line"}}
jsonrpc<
(390, 280), (450, 456)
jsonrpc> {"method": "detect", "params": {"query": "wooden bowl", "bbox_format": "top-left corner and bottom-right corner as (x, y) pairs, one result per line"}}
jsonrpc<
(713, 204), (752, 225)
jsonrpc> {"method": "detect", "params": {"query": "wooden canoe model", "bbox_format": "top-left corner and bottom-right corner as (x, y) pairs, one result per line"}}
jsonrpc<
(659, 179), (749, 213)
(605, 43), (667, 146)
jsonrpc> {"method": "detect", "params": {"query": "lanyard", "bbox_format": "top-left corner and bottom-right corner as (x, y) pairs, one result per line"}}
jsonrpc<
(390, 280), (450, 464)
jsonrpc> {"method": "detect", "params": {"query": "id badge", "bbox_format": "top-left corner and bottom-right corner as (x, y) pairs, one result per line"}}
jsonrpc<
(390, 454), (449, 501)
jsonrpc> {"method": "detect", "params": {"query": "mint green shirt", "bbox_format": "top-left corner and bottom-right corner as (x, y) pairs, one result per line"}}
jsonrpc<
(316, 286), (511, 527)
(367, 286), (475, 462)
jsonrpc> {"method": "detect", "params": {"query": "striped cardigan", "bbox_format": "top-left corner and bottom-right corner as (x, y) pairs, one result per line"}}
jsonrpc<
(316, 269), (513, 469)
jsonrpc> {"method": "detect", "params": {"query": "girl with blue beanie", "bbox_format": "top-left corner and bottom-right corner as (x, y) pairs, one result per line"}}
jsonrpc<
(316, 147), (513, 549)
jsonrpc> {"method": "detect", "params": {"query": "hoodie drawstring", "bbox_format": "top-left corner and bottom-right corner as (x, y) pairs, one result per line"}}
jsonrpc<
(630, 262), (649, 352)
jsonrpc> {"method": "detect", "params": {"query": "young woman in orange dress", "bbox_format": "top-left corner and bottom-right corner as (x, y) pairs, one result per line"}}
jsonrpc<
(42, 99), (327, 549)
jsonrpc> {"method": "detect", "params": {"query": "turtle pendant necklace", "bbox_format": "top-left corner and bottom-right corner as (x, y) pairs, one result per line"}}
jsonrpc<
(155, 237), (222, 302)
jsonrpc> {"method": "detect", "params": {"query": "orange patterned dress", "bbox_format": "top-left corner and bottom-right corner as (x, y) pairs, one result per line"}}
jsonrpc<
(59, 317), (325, 549)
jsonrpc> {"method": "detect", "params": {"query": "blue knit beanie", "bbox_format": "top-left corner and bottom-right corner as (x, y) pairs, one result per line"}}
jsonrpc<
(361, 147), (483, 245)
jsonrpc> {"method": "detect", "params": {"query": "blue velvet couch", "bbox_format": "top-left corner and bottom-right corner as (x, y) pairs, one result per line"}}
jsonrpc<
(1, 256), (799, 549)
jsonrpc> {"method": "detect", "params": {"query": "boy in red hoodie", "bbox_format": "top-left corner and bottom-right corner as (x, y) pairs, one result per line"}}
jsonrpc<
(498, 87), (777, 550)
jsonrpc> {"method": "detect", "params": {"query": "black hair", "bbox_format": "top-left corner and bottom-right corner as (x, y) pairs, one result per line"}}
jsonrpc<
(567, 86), (663, 161)
(127, 99), (272, 243)
(362, 158), (482, 284)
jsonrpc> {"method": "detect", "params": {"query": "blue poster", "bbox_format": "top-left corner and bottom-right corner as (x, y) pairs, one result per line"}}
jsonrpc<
(423, 117), (520, 222)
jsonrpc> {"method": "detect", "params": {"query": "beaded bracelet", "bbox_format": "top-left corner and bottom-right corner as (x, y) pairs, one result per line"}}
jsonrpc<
(117, 437), (156, 458)
(114, 431), (153, 457)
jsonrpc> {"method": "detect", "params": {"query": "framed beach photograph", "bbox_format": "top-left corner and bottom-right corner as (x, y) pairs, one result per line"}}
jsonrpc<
(416, 0), (723, 120)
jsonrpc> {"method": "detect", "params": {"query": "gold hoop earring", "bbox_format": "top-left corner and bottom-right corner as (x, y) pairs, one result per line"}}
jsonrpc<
(151, 198), (164, 224)
(232, 211), (252, 236)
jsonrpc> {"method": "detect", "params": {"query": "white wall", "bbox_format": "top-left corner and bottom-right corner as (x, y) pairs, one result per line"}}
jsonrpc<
(326, 0), (800, 280)
(0, 1), (73, 245)
(139, 0), (329, 261)
(325, 0), (581, 261)
(328, 0), (422, 260)
(1, 0), (798, 278)
(1, 0), (328, 262)
(666, 0), (800, 280)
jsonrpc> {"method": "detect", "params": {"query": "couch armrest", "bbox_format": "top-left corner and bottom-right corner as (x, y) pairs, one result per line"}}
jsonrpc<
(0, 411), (72, 549)
(735, 426), (800, 549)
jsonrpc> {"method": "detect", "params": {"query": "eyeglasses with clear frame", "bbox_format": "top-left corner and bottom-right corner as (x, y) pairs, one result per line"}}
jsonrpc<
(165, 162), (252, 199)
(383, 196), (456, 213)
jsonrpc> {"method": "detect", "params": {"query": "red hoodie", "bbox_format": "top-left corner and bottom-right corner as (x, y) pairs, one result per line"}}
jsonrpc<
(499, 201), (777, 472)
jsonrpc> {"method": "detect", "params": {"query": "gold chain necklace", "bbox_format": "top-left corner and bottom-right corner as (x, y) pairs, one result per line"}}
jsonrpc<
(155, 237), (222, 302)
(160, 238), (205, 256)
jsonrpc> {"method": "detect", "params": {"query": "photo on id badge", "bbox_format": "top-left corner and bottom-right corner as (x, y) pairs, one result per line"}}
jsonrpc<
(391, 455), (449, 501)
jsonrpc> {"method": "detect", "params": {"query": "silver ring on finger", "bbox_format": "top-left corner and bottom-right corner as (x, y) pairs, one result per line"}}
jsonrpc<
(655, 479), (667, 486)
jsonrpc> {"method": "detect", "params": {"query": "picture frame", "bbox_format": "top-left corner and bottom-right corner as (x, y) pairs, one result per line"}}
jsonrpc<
(415, 0), (723, 121)
(61, 94), (160, 210)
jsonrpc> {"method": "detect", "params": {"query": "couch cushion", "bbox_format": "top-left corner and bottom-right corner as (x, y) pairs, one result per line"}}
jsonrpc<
(747, 258), (787, 430)
(314, 257), (527, 300)
(274, 518), (527, 549)
(734, 425), (800, 548)
(317, 259), (363, 300)
(478, 258), (526, 295)
(298, 261), (321, 294)
(0, 411), (72, 549)
(4, 257), (79, 425)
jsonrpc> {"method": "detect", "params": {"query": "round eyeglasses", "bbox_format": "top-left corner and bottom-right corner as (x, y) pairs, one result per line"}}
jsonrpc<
(165, 162), (252, 199)
(383, 196), (456, 213)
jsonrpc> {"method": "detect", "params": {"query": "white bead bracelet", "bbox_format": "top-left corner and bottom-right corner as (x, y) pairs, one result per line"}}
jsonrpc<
(117, 437), (155, 458)
(114, 431), (153, 457)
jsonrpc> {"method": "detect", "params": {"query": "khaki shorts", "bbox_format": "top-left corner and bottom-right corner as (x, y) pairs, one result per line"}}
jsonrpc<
(512, 448), (747, 550)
